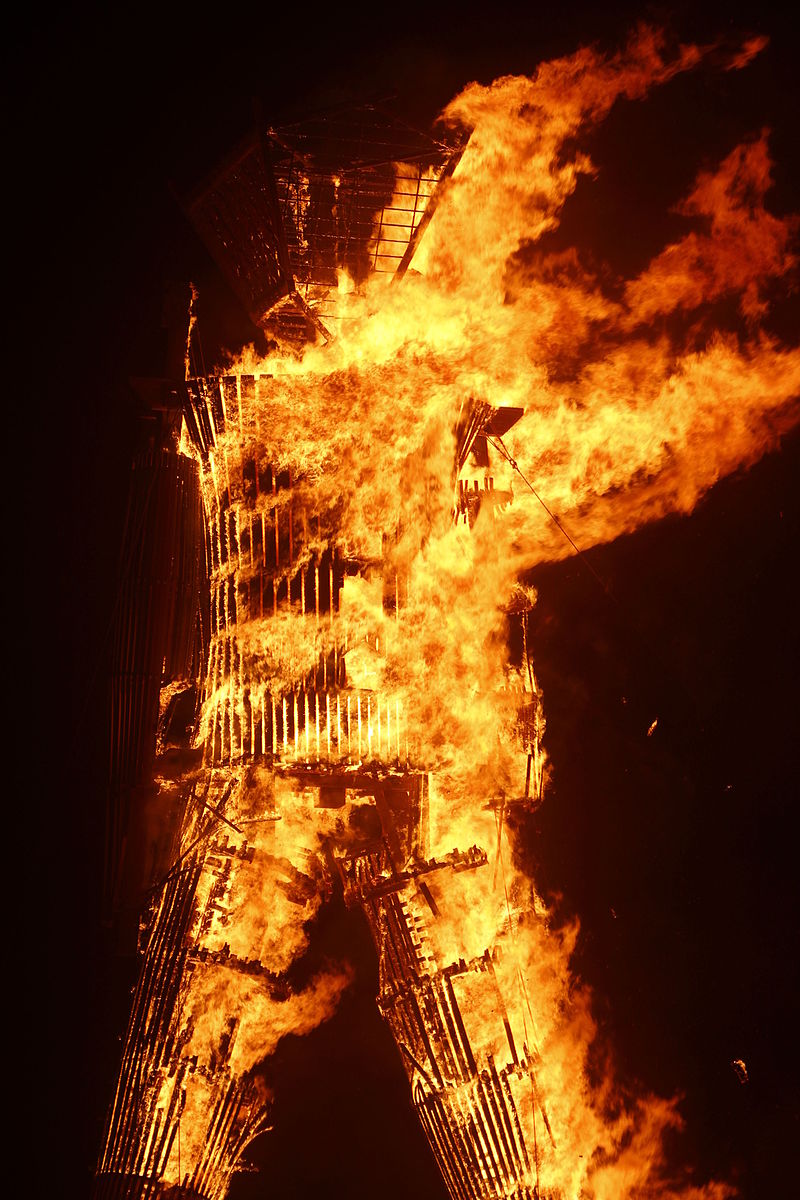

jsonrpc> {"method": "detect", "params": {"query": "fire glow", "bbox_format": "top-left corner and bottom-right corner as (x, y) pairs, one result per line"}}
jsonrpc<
(97, 26), (798, 1200)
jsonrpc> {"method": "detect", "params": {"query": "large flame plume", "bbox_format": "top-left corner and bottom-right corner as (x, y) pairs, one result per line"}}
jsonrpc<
(100, 24), (797, 1200)
(213, 27), (796, 1198)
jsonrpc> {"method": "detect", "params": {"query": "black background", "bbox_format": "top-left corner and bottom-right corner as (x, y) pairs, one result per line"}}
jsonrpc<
(11, 2), (798, 1197)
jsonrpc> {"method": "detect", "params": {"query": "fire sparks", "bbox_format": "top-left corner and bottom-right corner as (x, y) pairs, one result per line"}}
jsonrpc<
(731, 1060), (749, 1085)
(97, 24), (797, 1200)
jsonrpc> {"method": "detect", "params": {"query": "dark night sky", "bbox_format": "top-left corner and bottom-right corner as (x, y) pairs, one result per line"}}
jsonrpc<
(12, 2), (798, 1197)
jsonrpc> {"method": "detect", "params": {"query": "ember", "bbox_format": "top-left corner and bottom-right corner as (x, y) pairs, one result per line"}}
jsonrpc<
(93, 25), (798, 1200)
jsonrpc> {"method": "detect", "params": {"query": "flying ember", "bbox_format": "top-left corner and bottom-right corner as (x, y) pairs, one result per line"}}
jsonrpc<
(95, 25), (799, 1200)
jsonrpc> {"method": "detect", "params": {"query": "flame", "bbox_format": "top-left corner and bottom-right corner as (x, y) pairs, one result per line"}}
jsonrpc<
(218, 29), (796, 1197)
(103, 23), (798, 1200)
(211, 27), (796, 1196)
(228, 36), (797, 577)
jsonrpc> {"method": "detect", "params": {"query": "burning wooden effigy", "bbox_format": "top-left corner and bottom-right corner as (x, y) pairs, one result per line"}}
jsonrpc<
(96, 32), (800, 1200)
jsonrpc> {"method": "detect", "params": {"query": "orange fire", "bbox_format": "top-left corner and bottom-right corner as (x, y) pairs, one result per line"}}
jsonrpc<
(99, 24), (798, 1200)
